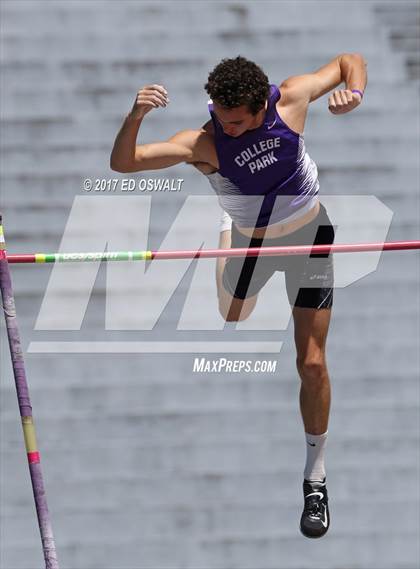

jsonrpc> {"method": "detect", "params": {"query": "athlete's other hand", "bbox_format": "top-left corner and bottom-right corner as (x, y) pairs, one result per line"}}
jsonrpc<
(130, 85), (169, 120)
(328, 89), (362, 115)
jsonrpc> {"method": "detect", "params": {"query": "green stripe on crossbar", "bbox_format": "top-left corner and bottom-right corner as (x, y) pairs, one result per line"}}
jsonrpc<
(33, 251), (153, 262)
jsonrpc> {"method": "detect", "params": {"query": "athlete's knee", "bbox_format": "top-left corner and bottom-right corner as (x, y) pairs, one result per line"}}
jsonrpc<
(218, 293), (258, 322)
(218, 300), (252, 322)
(217, 277), (257, 321)
(296, 354), (328, 383)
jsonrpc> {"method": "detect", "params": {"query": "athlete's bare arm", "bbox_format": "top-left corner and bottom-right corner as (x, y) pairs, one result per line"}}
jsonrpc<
(278, 53), (367, 133)
(110, 84), (216, 173)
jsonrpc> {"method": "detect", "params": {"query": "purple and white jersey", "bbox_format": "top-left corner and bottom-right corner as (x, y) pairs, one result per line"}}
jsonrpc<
(205, 84), (319, 228)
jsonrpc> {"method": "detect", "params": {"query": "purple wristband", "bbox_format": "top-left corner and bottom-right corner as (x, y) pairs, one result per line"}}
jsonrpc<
(351, 89), (364, 99)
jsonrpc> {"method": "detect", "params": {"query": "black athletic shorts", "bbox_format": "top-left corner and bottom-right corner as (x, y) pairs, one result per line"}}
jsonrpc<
(222, 203), (335, 309)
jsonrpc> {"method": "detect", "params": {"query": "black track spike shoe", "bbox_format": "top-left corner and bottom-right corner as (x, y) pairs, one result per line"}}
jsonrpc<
(300, 478), (330, 538)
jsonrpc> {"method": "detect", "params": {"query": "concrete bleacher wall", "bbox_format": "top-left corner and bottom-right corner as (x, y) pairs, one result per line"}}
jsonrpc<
(1, 1), (419, 568)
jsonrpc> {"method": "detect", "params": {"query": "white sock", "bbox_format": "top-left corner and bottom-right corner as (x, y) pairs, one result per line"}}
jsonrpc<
(304, 431), (328, 482)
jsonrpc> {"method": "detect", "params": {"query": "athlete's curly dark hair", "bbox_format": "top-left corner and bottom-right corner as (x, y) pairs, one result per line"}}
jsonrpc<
(205, 56), (270, 115)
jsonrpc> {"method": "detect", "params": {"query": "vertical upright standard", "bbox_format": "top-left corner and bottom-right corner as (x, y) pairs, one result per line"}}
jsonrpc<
(0, 216), (59, 568)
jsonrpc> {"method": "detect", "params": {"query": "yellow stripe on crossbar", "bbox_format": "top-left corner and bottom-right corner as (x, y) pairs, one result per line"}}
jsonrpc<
(35, 254), (46, 263)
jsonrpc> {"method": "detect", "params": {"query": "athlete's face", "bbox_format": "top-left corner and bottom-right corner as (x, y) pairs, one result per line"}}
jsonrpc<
(212, 103), (264, 137)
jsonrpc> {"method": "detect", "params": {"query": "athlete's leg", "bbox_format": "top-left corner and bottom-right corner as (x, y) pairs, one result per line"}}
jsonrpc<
(216, 228), (258, 321)
(287, 203), (334, 434)
(285, 205), (334, 536)
(293, 306), (332, 435)
(294, 306), (332, 537)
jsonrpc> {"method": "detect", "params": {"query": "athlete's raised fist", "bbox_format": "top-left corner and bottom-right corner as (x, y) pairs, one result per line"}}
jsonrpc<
(130, 84), (169, 119)
(328, 89), (362, 115)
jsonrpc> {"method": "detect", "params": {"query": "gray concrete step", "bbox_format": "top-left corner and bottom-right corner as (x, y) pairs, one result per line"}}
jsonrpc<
(2, 110), (419, 150)
(1, 531), (419, 569)
(3, 81), (418, 123)
(1, 1), (378, 34)
(1, 29), (389, 61)
(2, 405), (418, 447)
(0, 53), (407, 90)
(1, 375), (418, 415)
(2, 499), (418, 544)
(1, 139), (416, 177)
(2, 463), (418, 511)
(2, 166), (419, 212)
(2, 437), (418, 485)
(0, 532), (418, 569)
(374, 2), (420, 27)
